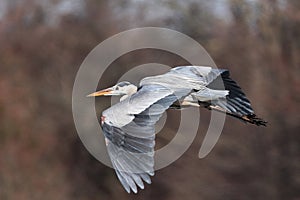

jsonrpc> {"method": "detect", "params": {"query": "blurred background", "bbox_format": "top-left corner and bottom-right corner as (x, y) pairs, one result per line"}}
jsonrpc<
(0, 0), (299, 199)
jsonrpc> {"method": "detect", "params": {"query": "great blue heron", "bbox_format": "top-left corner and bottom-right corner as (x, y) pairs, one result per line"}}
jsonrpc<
(87, 66), (267, 193)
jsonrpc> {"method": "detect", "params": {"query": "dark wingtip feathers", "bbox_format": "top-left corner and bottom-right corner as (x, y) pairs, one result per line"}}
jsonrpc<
(243, 114), (267, 126)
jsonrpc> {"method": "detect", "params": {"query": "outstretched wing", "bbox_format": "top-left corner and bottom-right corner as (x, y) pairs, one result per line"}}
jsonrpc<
(169, 65), (227, 85)
(102, 86), (188, 193)
(102, 85), (180, 127)
(198, 70), (266, 126)
(140, 66), (226, 90)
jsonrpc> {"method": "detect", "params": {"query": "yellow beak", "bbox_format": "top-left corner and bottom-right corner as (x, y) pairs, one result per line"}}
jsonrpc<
(86, 89), (113, 97)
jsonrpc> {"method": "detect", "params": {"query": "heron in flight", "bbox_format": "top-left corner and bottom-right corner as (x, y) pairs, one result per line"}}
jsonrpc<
(87, 66), (266, 193)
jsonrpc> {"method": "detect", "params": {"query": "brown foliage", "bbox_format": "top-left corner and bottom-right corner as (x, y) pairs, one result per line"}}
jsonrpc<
(0, 0), (299, 199)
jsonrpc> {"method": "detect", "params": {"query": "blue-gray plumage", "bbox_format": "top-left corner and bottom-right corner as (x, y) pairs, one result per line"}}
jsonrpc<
(87, 66), (267, 193)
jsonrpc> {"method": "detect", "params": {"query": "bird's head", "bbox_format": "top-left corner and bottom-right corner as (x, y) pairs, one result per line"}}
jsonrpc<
(87, 81), (137, 97)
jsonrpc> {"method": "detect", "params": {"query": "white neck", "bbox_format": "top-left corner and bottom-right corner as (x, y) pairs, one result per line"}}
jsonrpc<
(120, 95), (129, 101)
(119, 86), (137, 101)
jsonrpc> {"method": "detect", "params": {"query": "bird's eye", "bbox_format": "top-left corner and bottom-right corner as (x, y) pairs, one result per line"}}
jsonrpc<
(115, 86), (119, 90)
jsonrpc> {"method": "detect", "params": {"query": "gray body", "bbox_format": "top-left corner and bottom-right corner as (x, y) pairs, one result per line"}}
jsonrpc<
(98, 66), (266, 193)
